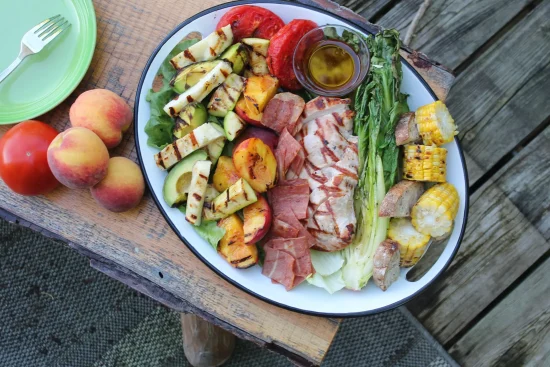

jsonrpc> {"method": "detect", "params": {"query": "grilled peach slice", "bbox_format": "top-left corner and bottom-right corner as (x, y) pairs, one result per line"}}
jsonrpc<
(233, 138), (277, 193)
(235, 97), (262, 126)
(233, 126), (279, 154)
(243, 195), (272, 244)
(212, 156), (241, 192)
(234, 75), (279, 126)
(217, 214), (258, 268)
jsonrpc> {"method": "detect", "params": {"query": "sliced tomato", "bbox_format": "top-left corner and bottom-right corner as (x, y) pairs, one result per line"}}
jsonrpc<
(217, 5), (285, 41)
(267, 19), (318, 90)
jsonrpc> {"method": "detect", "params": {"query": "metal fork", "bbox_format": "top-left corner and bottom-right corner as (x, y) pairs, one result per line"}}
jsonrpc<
(0, 15), (71, 83)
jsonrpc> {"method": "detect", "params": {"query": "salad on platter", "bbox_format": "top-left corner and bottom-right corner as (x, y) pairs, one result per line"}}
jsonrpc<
(144, 5), (460, 294)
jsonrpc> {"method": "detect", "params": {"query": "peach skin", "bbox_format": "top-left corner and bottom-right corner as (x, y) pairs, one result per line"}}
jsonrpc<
(70, 89), (133, 149)
(91, 157), (145, 212)
(47, 127), (109, 189)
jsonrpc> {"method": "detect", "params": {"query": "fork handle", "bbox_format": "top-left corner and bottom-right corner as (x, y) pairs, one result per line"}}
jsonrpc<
(0, 44), (33, 84)
(0, 56), (24, 84)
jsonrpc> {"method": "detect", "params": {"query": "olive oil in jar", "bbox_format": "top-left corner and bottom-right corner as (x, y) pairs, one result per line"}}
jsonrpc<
(306, 40), (360, 91)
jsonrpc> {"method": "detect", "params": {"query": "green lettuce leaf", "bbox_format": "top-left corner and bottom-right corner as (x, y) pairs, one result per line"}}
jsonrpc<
(144, 114), (174, 150)
(178, 207), (225, 250)
(342, 29), (408, 290)
(145, 84), (176, 149)
(306, 271), (346, 294)
(310, 250), (344, 276)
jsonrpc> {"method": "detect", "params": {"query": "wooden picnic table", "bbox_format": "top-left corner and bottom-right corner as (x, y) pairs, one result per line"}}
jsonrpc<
(0, 0), (548, 365)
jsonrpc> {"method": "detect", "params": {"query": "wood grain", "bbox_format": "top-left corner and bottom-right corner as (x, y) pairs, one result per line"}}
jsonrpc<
(448, 255), (550, 366)
(377, 0), (535, 69)
(494, 127), (550, 240)
(335, 0), (393, 20)
(407, 178), (549, 345)
(463, 152), (483, 185)
(462, 59), (550, 175)
(449, 0), (550, 174)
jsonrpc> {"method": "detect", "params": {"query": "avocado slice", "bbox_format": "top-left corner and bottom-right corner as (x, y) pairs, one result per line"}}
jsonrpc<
(221, 43), (249, 75)
(163, 150), (208, 207)
(174, 102), (207, 139)
(171, 60), (221, 94)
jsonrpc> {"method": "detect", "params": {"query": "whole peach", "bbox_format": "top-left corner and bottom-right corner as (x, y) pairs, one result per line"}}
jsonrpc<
(47, 127), (109, 189)
(70, 89), (133, 149)
(90, 157), (145, 212)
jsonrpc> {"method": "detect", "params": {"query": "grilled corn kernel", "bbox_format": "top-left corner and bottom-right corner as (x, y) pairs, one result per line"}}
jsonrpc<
(416, 101), (457, 146)
(388, 218), (431, 267)
(412, 183), (459, 238)
(403, 145), (447, 182)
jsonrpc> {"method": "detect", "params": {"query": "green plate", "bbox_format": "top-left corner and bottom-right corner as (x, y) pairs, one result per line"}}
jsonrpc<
(0, 0), (96, 124)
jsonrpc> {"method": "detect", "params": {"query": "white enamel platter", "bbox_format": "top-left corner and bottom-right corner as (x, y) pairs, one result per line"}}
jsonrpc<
(135, 0), (469, 316)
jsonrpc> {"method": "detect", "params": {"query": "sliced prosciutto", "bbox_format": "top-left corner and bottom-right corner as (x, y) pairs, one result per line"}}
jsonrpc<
(269, 236), (309, 258)
(261, 92), (305, 134)
(271, 237), (313, 278)
(287, 148), (305, 179)
(274, 128), (303, 179)
(263, 181), (315, 290)
(294, 253), (313, 278)
(262, 246), (295, 290)
(273, 211), (316, 247)
(271, 215), (301, 238)
(268, 179), (309, 220)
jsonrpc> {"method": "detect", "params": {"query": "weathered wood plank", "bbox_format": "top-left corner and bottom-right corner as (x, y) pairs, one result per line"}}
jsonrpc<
(449, 0), (550, 176)
(462, 59), (550, 177)
(464, 152), (483, 185)
(493, 127), (550, 240)
(407, 178), (549, 345)
(335, 0), (393, 20)
(377, 0), (534, 69)
(449, 255), (550, 366)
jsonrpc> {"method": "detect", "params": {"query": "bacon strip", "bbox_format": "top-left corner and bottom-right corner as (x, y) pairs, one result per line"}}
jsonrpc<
(274, 128), (303, 179)
(268, 179), (309, 220)
(262, 246), (295, 290)
(261, 92), (305, 134)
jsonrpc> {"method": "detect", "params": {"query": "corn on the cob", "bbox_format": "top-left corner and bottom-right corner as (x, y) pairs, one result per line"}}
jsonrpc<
(403, 145), (447, 182)
(412, 183), (459, 238)
(416, 101), (457, 146)
(388, 218), (431, 267)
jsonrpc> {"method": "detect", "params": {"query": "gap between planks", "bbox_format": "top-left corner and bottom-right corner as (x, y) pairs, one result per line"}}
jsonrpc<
(448, 251), (550, 366)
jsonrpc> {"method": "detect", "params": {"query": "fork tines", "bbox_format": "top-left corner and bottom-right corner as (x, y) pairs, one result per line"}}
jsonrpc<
(33, 15), (70, 41)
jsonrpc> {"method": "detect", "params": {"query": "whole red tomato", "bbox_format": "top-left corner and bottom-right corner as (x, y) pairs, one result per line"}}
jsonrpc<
(0, 120), (60, 195)
(217, 5), (285, 41)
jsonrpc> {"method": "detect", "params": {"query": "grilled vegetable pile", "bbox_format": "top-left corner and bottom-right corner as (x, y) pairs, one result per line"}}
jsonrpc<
(145, 7), (303, 270)
(144, 5), (463, 294)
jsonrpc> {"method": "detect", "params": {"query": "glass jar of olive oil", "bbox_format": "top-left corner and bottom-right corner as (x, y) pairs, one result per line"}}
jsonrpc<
(293, 25), (370, 96)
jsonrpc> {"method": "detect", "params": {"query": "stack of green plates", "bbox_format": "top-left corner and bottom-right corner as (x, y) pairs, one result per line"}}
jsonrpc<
(0, 0), (96, 124)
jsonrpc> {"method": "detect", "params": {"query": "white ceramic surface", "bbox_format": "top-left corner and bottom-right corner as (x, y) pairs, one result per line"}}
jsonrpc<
(135, 1), (468, 316)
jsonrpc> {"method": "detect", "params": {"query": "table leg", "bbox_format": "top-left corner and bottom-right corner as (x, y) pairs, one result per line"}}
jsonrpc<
(181, 313), (236, 367)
